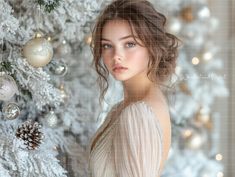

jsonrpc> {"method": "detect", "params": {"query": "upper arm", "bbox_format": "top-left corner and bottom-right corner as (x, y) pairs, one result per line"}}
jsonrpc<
(112, 102), (163, 177)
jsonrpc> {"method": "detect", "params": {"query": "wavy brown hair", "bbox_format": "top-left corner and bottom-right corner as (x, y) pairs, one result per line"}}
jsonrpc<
(90, 0), (181, 103)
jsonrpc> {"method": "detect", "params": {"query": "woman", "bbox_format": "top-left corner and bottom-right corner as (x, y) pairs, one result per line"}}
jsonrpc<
(88, 0), (180, 176)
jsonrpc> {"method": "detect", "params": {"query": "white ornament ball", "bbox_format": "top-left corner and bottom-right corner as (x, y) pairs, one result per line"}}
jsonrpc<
(0, 74), (18, 101)
(56, 41), (72, 57)
(197, 5), (210, 20)
(45, 111), (58, 128)
(2, 103), (20, 120)
(23, 37), (53, 67)
(167, 17), (182, 35)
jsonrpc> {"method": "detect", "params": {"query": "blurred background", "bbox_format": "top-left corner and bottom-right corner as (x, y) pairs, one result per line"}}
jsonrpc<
(0, 0), (234, 177)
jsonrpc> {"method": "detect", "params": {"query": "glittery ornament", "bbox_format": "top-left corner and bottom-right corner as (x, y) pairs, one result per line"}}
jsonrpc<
(45, 111), (58, 128)
(50, 61), (68, 76)
(0, 73), (18, 101)
(23, 36), (53, 67)
(2, 103), (20, 120)
(16, 120), (43, 150)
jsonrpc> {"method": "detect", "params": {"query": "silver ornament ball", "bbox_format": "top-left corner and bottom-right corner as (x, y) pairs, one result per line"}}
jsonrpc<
(23, 37), (53, 67)
(50, 62), (68, 76)
(0, 73), (18, 101)
(2, 103), (20, 120)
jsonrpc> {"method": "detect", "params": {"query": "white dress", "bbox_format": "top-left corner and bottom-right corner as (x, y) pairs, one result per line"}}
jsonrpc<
(87, 101), (163, 177)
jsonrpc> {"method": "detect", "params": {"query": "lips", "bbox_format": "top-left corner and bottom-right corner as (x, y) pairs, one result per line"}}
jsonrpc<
(113, 64), (128, 72)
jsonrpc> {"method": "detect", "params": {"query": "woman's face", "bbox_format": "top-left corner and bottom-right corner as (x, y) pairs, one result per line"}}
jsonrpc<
(101, 19), (150, 81)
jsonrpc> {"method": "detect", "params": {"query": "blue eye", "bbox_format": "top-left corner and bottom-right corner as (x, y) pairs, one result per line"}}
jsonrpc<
(126, 42), (136, 48)
(102, 43), (112, 49)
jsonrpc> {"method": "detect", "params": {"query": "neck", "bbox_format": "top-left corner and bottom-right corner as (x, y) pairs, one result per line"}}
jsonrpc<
(122, 73), (156, 104)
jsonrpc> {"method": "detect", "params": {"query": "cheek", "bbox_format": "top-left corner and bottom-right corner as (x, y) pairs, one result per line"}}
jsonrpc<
(127, 49), (149, 69)
(101, 55), (112, 69)
(102, 50), (114, 65)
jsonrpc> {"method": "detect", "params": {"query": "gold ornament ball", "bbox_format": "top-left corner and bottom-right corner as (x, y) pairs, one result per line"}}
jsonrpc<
(23, 37), (53, 67)
(179, 82), (191, 95)
(180, 7), (194, 22)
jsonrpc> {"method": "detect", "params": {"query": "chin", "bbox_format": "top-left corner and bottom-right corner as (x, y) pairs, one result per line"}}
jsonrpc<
(112, 74), (134, 82)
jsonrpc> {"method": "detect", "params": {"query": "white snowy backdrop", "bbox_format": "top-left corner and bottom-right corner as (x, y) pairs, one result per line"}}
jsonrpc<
(0, 0), (228, 177)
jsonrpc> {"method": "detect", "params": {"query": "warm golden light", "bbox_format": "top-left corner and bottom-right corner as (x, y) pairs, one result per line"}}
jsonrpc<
(47, 36), (52, 41)
(85, 35), (92, 44)
(203, 52), (213, 61)
(35, 32), (43, 38)
(215, 153), (223, 161)
(217, 171), (224, 177)
(183, 129), (192, 137)
(192, 57), (200, 65)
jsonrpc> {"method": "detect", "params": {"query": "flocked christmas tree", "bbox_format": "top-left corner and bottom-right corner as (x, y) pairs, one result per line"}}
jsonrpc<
(0, 0), (228, 177)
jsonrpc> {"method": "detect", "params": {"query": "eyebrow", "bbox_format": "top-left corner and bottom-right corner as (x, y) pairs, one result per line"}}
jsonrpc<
(101, 35), (138, 41)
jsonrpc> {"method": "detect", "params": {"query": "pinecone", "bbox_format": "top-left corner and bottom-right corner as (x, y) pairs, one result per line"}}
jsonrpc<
(16, 120), (44, 150)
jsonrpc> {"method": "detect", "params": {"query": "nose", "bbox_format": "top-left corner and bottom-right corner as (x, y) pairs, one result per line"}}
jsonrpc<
(113, 47), (123, 61)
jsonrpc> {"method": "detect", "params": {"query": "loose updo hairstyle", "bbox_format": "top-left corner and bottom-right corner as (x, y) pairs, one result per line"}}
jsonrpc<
(90, 0), (181, 102)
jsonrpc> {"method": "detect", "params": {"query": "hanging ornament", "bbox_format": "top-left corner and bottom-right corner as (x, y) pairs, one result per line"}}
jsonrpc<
(16, 120), (43, 150)
(23, 35), (53, 67)
(56, 40), (72, 57)
(59, 84), (68, 103)
(180, 7), (194, 22)
(44, 110), (59, 128)
(2, 102), (20, 120)
(49, 60), (68, 76)
(0, 72), (18, 101)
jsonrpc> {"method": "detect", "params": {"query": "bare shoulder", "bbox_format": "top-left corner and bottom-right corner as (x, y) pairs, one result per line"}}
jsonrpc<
(143, 91), (172, 173)
(143, 92), (170, 124)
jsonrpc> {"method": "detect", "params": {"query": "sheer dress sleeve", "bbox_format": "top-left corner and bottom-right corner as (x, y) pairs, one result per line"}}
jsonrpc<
(113, 102), (163, 177)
